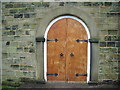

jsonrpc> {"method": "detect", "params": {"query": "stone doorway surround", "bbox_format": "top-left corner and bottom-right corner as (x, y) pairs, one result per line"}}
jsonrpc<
(36, 6), (99, 83)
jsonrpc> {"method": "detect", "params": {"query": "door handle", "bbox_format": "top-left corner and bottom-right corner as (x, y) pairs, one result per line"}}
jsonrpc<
(70, 53), (74, 57)
(60, 53), (64, 56)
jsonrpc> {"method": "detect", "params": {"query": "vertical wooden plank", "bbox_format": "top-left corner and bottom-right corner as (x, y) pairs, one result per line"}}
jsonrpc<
(47, 19), (67, 81)
(66, 18), (88, 81)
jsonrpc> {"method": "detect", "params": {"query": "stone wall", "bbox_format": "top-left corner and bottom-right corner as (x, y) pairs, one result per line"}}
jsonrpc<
(99, 2), (119, 81)
(1, 2), (119, 84)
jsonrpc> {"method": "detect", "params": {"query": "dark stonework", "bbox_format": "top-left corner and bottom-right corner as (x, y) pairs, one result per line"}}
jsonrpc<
(107, 42), (115, 47)
(100, 42), (106, 47)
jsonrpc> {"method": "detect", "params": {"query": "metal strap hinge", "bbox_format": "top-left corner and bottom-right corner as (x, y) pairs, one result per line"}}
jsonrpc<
(47, 39), (58, 42)
(76, 39), (99, 43)
(76, 73), (87, 76)
(47, 73), (58, 76)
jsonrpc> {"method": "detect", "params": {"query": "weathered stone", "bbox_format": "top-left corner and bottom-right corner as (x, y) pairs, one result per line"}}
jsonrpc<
(105, 36), (111, 41)
(5, 4), (13, 8)
(114, 55), (120, 60)
(118, 48), (120, 53)
(116, 42), (120, 47)
(59, 2), (65, 6)
(14, 3), (27, 8)
(9, 9), (18, 14)
(107, 42), (115, 47)
(108, 30), (118, 35)
(105, 2), (112, 6)
(14, 14), (23, 18)
(83, 2), (92, 6)
(12, 25), (18, 30)
(100, 42), (106, 47)
(92, 2), (104, 6)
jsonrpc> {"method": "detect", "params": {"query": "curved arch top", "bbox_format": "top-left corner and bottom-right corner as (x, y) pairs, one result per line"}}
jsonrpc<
(44, 16), (90, 40)
(44, 15), (91, 83)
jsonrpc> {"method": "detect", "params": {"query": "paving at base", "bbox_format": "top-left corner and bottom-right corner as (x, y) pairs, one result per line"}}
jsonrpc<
(17, 82), (119, 89)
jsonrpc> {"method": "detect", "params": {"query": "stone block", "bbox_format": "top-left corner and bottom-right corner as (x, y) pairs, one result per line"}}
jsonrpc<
(4, 25), (11, 30)
(9, 9), (18, 14)
(3, 58), (13, 65)
(16, 47), (23, 52)
(16, 30), (24, 35)
(92, 2), (104, 6)
(14, 3), (27, 8)
(12, 25), (18, 30)
(7, 47), (16, 53)
(18, 9), (27, 13)
(29, 31), (35, 36)
(114, 55), (120, 60)
(99, 53), (105, 60)
(5, 4), (14, 8)
(116, 42), (120, 47)
(14, 14), (23, 18)
(2, 63), (12, 70)
(98, 73), (105, 80)
(107, 42), (115, 47)
(2, 36), (14, 41)
(23, 23), (30, 29)
(2, 53), (8, 59)
(100, 30), (108, 36)
(107, 13), (120, 17)
(42, 2), (49, 7)
(59, 2), (65, 6)
(13, 58), (22, 65)
(2, 70), (15, 77)
(108, 30), (118, 35)
(104, 36), (111, 41)
(8, 31), (16, 35)
(11, 64), (20, 70)
(105, 54), (114, 61)
(15, 71), (24, 77)
(100, 42), (106, 47)
(118, 48), (120, 53)
(2, 20), (7, 24)
(24, 14), (30, 18)
(105, 2), (112, 6)
(111, 36), (119, 41)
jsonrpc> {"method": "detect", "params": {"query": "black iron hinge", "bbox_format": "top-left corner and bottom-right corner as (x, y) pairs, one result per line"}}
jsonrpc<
(47, 73), (58, 76)
(76, 39), (99, 43)
(76, 73), (87, 76)
(36, 37), (45, 42)
(47, 39), (58, 42)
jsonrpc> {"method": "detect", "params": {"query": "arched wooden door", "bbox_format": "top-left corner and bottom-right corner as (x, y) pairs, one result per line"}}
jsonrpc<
(47, 18), (88, 81)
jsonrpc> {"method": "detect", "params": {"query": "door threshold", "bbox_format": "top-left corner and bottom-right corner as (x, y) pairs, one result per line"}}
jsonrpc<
(47, 81), (87, 84)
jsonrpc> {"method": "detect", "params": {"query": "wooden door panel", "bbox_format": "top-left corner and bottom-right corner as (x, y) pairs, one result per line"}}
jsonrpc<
(66, 18), (88, 81)
(47, 19), (67, 81)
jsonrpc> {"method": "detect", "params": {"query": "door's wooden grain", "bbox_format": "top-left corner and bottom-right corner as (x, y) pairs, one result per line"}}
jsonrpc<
(47, 19), (67, 81)
(66, 18), (88, 81)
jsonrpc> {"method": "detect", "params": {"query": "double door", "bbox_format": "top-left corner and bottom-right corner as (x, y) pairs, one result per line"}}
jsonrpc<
(47, 18), (88, 81)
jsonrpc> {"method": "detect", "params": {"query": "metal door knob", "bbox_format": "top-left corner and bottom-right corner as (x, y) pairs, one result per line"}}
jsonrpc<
(70, 53), (74, 57)
(60, 53), (64, 56)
